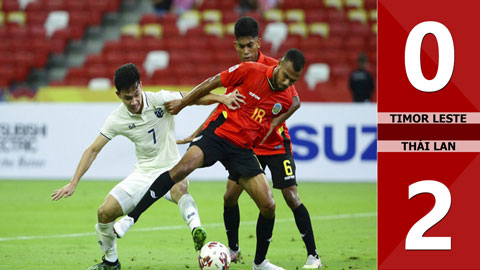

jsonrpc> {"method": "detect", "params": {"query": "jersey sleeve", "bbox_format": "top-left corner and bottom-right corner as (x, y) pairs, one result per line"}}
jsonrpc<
(99, 114), (118, 140)
(150, 90), (184, 106)
(220, 62), (250, 88)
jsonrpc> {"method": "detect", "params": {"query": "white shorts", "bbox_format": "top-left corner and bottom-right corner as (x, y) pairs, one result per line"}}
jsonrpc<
(108, 169), (175, 214)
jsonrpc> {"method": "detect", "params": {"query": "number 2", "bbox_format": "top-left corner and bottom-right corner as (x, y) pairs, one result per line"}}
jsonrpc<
(406, 180), (451, 250)
(148, 128), (156, 144)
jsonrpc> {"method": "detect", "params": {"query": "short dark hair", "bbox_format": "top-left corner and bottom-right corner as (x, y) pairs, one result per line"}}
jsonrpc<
(283, 49), (305, 72)
(234, 16), (259, 39)
(114, 63), (140, 92)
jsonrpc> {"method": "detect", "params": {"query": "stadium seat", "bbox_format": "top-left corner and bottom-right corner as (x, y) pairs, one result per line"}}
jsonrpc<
(369, 9), (377, 21)
(306, 9), (327, 23)
(88, 78), (112, 90)
(26, 11), (47, 26)
(305, 63), (330, 90)
(309, 22), (329, 38)
(2, 0), (20, 12)
(177, 10), (200, 35)
(0, 12), (4, 26)
(204, 22), (223, 37)
(142, 23), (162, 39)
(202, 9), (221, 22)
(264, 9), (284, 22)
(285, 9), (305, 22)
(44, 10), (69, 38)
(144, 50), (169, 77)
(345, 0), (364, 9)
(18, 0), (36, 10)
(139, 13), (159, 25)
(223, 22), (235, 36)
(348, 9), (368, 24)
(324, 0), (343, 10)
(288, 22), (308, 38)
(263, 22), (288, 53)
(7, 11), (26, 26)
(302, 0), (324, 9)
(121, 24), (141, 39)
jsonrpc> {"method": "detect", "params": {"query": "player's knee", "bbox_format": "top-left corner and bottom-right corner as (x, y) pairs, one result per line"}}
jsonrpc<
(260, 199), (276, 219)
(223, 192), (238, 207)
(97, 206), (116, 223)
(282, 186), (301, 210)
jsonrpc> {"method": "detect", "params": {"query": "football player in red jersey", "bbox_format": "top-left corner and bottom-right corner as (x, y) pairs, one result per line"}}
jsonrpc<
(114, 49), (306, 270)
(178, 17), (321, 269)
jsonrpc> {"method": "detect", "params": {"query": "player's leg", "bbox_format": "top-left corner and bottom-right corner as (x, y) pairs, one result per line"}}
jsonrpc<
(267, 154), (321, 269)
(223, 178), (244, 261)
(89, 189), (125, 270)
(126, 145), (205, 222)
(239, 174), (284, 270)
(166, 179), (207, 251)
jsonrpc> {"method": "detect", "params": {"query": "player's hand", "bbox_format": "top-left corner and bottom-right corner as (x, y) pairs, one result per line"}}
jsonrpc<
(259, 116), (283, 145)
(224, 90), (245, 110)
(176, 134), (195, 144)
(165, 99), (183, 115)
(51, 182), (77, 201)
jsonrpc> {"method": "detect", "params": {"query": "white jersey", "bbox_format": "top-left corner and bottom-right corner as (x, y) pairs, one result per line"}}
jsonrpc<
(100, 90), (182, 174)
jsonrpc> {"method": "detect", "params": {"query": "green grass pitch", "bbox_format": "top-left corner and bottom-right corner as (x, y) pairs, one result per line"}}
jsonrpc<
(0, 180), (376, 270)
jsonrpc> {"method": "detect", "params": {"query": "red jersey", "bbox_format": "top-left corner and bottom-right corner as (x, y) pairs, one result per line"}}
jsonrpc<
(203, 62), (294, 149)
(254, 51), (298, 155)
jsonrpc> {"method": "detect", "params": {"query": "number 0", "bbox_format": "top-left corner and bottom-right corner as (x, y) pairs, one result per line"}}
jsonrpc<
(405, 21), (454, 92)
(406, 180), (451, 250)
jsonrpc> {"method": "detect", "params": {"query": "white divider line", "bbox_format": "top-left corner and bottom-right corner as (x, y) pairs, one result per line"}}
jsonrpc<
(0, 212), (376, 242)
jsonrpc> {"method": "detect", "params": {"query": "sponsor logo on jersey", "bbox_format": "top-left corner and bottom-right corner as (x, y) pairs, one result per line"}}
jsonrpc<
(128, 123), (136, 129)
(154, 108), (164, 118)
(272, 103), (282, 115)
(249, 92), (260, 100)
(274, 145), (282, 150)
(229, 64), (240, 73)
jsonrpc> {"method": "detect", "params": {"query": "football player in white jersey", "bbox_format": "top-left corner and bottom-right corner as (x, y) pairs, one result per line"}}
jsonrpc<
(51, 63), (245, 270)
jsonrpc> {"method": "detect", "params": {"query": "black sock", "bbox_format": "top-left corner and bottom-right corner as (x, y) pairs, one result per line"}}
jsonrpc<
(254, 213), (274, 265)
(293, 204), (318, 257)
(223, 204), (240, 251)
(128, 171), (175, 222)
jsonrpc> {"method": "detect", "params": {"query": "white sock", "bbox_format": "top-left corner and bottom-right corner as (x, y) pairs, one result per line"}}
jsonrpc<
(95, 222), (118, 263)
(177, 194), (202, 231)
(164, 190), (174, 203)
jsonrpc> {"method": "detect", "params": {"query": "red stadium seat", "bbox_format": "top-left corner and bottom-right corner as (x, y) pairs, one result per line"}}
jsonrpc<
(139, 13), (159, 25)
(2, 0), (20, 12)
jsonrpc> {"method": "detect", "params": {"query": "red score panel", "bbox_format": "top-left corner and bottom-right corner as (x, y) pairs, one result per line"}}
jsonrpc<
(378, 0), (480, 268)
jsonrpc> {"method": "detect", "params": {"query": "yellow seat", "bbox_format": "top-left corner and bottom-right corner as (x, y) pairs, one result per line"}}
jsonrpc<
(203, 9), (221, 22)
(0, 12), (4, 26)
(285, 9), (305, 22)
(288, 22), (308, 38)
(143, 24), (163, 38)
(7, 11), (26, 26)
(345, 0), (364, 9)
(348, 9), (368, 24)
(224, 22), (235, 36)
(372, 23), (377, 34)
(121, 24), (141, 39)
(369, 9), (377, 21)
(264, 9), (284, 22)
(324, 0), (343, 10)
(309, 23), (329, 38)
(178, 10), (200, 35)
(204, 22), (223, 37)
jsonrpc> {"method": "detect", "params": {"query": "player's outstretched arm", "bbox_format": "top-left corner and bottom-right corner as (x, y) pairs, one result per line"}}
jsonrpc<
(260, 95), (301, 145)
(51, 135), (109, 201)
(191, 90), (245, 109)
(167, 74), (224, 115)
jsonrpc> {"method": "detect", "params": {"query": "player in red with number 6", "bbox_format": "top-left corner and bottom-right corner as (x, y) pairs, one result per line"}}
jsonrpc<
(114, 49), (306, 270)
